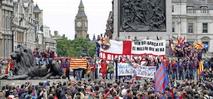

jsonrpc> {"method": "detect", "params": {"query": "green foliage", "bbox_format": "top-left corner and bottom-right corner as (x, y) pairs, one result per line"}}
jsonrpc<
(56, 37), (96, 57)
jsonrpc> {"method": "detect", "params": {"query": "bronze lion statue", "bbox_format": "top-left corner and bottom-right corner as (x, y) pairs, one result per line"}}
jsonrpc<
(1, 45), (63, 80)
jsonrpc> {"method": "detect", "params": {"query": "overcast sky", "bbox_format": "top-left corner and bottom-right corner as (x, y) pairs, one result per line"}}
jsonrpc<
(33, 0), (112, 40)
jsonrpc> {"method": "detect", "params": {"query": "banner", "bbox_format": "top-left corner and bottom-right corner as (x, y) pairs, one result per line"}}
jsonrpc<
(99, 40), (166, 60)
(136, 66), (156, 78)
(117, 63), (157, 78)
(117, 63), (134, 76)
(131, 40), (166, 55)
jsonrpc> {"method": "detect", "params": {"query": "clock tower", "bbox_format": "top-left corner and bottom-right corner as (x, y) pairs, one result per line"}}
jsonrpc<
(75, 0), (88, 39)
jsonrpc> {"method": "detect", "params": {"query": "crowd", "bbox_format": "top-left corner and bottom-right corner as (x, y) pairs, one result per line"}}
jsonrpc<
(0, 70), (213, 99)
(0, 58), (14, 76)
(33, 48), (55, 66)
(1, 37), (213, 98)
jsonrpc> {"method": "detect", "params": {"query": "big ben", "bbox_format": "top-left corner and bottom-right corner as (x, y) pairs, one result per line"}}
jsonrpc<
(75, 0), (88, 39)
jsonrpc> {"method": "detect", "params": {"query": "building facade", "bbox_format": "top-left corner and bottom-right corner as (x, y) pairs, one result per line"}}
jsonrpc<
(0, 0), (14, 59)
(0, 0), (44, 58)
(172, 0), (213, 55)
(13, 0), (43, 50)
(75, 0), (89, 39)
(43, 25), (56, 51)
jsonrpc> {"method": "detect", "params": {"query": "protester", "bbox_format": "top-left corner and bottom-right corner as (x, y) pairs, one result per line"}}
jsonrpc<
(107, 61), (114, 80)
(100, 59), (108, 79)
(66, 66), (70, 80)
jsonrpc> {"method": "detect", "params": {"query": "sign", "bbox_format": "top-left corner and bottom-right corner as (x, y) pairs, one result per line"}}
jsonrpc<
(117, 63), (134, 76)
(117, 63), (156, 78)
(136, 66), (156, 78)
(132, 40), (166, 55)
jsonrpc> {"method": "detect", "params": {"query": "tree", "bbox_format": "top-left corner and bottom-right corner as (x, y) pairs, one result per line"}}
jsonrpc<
(56, 37), (96, 57)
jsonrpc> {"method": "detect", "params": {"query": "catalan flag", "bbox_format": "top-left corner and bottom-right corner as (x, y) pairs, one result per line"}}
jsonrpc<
(198, 60), (204, 76)
(155, 63), (169, 93)
(70, 59), (88, 70)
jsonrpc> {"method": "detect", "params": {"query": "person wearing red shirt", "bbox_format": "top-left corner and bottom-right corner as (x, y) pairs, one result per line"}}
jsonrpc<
(100, 59), (108, 79)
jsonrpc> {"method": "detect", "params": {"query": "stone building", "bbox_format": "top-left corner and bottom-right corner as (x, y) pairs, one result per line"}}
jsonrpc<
(75, 0), (89, 39)
(0, 0), (43, 58)
(0, 0), (14, 59)
(172, 0), (213, 56)
(52, 31), (63, 40)
(43, 25), (56, 51)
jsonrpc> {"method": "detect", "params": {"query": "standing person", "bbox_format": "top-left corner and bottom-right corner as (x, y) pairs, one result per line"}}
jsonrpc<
(48, 50), (55, 65)
(45, 48), (51, 65)
(100, 59), (108, 79)
(90, 58), (96, 80)
(171, 60), (177, 80)
(33, 48), (40, 65)
(178, 59), (184, 80)
(107, 61), (114, 80)
(66, 66), (70, 80)
(41, 50), (47, 65)
(0, 58), (3, 75)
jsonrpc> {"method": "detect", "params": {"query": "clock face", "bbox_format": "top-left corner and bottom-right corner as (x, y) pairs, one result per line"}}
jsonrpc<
(77, 22), (82, 27)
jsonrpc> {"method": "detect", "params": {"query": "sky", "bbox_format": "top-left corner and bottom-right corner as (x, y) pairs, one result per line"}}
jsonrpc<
(33, 0), (112, 40)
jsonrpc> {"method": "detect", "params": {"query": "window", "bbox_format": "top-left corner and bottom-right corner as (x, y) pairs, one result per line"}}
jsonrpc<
(187, 6), (195, 13)
(188, 23), (193, 33)
(202, 41), (209, 52)
(172, 22), (175, 32)
(201, 6), (208, 13)
(134, 36), (138, 41)
(172, 5), (174, 12)
(203, 23), (208, 33)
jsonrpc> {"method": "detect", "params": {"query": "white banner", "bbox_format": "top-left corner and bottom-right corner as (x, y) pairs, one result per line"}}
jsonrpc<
(131, 40), (166, 55)
(117, 63), (156, 78)
(117, 63), (134, 76)
(136, 66), (156, 78)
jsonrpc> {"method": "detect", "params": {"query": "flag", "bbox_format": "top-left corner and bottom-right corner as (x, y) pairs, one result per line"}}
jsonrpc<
(70, 59), (88, 70)
(177, 36), (185, 47)
(198, 60), (204, 76)
(155, 63), (169, 93)
(99, 40), (166, 60)
(193, 41), (204, 50)
(123, 40), (132, 55)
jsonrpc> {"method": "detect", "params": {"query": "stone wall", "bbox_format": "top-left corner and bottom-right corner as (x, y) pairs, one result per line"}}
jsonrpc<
(113, 0), (172, 40)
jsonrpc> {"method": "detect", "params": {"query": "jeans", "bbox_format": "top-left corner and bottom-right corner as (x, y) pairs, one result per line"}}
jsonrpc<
(76, 69), (83, 81)
(35, 57), (40, 65)
(91, 71), (96, 80)
(46, 58), (53, 65)
(185, 69), (190, 79)
(178, 71), (184, 80)
(176, 68), (179, 80)
(193, 69), (197, 80)
(107, 72), (113, 79)
(40, 58), (46, 65)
